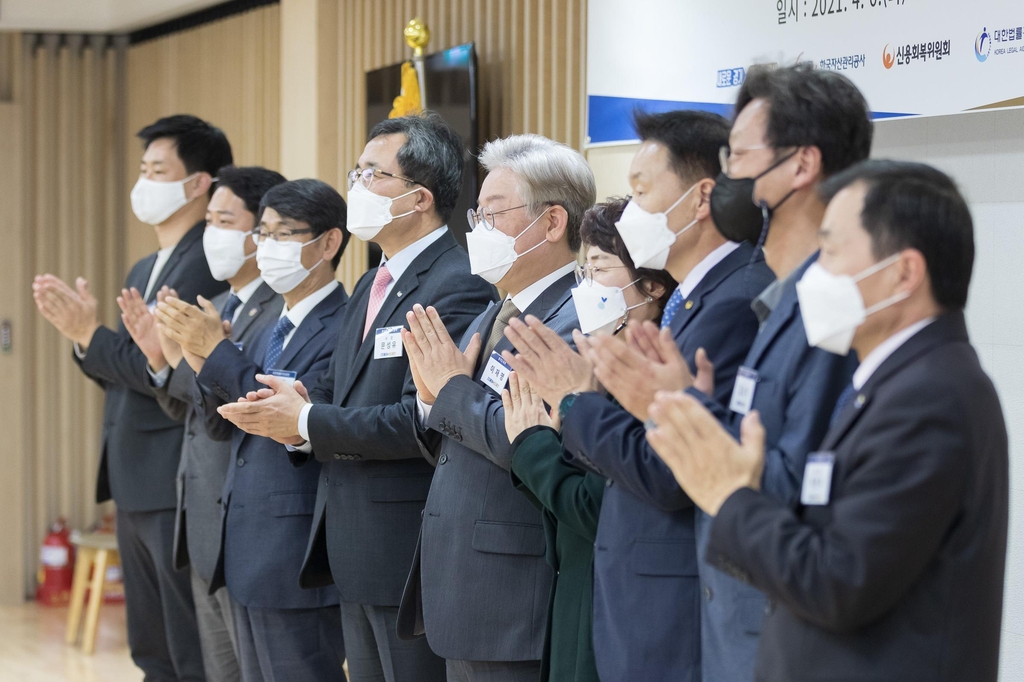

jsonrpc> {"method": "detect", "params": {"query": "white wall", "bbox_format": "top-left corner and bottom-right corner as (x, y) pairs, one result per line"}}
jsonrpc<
(873, 108), (1024, 682)
(586, 106), (1024, 680)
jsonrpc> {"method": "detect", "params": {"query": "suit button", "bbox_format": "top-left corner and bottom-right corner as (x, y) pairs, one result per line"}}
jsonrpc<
(439, 454), (448, 465)
(334, 453), (341, 459)
(704, 586), (713, 601)
(236, 458), (245, 467)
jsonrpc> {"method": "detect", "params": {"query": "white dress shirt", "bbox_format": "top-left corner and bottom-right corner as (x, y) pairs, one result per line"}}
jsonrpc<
(294, 226), (449, 445)
(852, 316), (936, 390)
(144, 245), (175, 301)
(677, 241), (741, 298)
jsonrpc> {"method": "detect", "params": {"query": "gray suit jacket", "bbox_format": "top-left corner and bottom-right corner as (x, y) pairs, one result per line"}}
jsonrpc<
(155, 283), (282, 582)
(398, 271), (579, 662)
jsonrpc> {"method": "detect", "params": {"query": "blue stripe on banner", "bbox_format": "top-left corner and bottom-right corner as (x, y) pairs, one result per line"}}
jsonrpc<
(587, 95), (916, 145)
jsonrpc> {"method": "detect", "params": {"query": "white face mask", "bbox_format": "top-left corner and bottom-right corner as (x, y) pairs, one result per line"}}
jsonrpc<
(614, 184), (699, 270)
(256, 233), (326, 294)
(796, 254), (908, 356)
(131, 173), (200, 226)
(346, 182), (420, 241)
(571, 278), (649, 336)
(203, 225), (255, 281)
(466, 207), (551, 285)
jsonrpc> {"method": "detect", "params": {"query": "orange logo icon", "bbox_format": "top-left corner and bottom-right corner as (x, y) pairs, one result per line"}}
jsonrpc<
(882, 44), (895, 69)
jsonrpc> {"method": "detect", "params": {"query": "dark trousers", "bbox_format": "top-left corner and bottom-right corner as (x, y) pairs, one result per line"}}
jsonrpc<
(116, 508), (205, 682)
(191, 568), (241, 682)
(232, 601), (345, 682)
(445, 659), (542, 682)
(340, 601), (445, 682)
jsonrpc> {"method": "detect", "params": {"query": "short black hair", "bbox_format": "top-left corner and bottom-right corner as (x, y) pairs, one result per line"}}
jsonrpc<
(215, 166), (287, 225)
(367, 112), (464, 224)
(137, 115), (233, 197)
(819, 160), (974, 310)
(633, 109), (731, 183)
(259, 179), (349, 269)
(735, 63), (873, 176)
(581, 197), (678, 317)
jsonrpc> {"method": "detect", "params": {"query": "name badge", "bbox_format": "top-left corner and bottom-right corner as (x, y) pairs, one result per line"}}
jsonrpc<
(374, 326), (403, 359)
(481, 351), (512, 394)
(728, 367), (759, 415)
(267, 369), (297, 387)
(801, 452), (835, 506)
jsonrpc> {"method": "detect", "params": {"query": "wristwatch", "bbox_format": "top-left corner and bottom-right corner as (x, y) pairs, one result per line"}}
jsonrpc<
(558, 392), (583, 424)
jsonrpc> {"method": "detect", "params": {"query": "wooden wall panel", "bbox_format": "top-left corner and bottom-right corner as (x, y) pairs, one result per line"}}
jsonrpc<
(326, 0), (589, 289)
(124, 4), (281, 265)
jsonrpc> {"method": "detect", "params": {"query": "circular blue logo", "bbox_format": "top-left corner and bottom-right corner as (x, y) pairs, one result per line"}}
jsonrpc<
(976, 28), (991, 62)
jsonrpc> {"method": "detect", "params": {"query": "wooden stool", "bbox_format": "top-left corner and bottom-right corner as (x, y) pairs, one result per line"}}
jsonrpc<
(65, 532), (122, 654)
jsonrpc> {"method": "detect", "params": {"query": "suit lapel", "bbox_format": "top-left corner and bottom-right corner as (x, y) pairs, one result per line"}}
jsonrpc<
(148, 222), (204, 302)
(231, 282), (277, 341)
(333, 232), (458, 405)
(467, 301), (502, 373)
(132, 253), (157, 294)
(746, 252), (818, 367)
(481, 272), (576, 376)
(275, 287), (345, 371)
(820, 312), (966, 451)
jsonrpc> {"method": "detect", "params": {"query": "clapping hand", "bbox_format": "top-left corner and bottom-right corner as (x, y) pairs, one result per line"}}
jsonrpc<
(501, 372), (558, 443)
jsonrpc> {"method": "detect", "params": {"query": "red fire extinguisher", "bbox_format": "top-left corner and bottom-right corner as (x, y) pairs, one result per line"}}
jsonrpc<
(36, 517), (75, 606)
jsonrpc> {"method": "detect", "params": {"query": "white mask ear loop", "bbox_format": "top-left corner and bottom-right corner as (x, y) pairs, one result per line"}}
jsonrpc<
(389, 187), (422, 221)
(511, 207), (555, 259)
(854, 253), (908, 317)
(666, 183), (701, 237)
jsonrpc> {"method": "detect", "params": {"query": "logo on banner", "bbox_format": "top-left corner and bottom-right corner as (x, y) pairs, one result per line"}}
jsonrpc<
(881, 40), (951, 68)
(882, 44), (895, 69)
(976, 28), (991, 62)
(716, 67), (746, 88)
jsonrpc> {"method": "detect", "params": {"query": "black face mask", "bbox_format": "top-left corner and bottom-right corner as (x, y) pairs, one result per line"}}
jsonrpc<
(710, 151), (798, 246)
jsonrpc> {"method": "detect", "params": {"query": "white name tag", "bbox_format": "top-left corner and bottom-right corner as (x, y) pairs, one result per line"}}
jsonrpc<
(374, 326), (404, 359)
(801, 452), (835, 506)
(481, 351), (512, 394)
(728, 367), (759, 415)
(267, 369), (297, 387)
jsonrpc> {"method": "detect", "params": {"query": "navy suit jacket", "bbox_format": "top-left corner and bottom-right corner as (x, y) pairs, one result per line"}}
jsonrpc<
(685, 251), (858, 680)
(707, 313), (1008, 682)
(560, 243), (773, 682)
(74, 221), (228, 511)
(398, 272), (579, 662)
(297, 230), (497, 606)
(195, 283), (347, 609)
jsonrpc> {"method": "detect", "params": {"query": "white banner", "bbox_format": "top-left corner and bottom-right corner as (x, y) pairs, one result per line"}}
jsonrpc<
(587, 0), (1024, 145)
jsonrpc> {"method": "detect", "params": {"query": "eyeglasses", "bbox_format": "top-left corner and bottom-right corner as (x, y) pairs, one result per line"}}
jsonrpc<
(251, 227), (315, 243)
(347, 167), (419, 191)
(466, 204), (529, 231)
(574, 262), (630, 286)
(718, 145), (771, 176)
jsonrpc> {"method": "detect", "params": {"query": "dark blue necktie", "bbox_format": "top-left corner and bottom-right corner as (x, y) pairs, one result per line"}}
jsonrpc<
(221, 294), (243, 323)
(829, 383), (857, 429)
(263, 316), (295, 370)
(660, 287), (685, 329)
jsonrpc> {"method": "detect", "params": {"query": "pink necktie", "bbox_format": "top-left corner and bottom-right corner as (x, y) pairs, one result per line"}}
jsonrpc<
(363, 264), (393, 341)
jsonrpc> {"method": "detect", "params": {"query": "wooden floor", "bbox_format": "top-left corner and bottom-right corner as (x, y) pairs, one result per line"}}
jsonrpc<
(0, 601), (140, 682)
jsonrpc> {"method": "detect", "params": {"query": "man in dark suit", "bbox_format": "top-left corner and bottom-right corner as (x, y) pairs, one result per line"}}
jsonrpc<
(501, 110), (772, 682)
(209, 114), (495, 682)
(398, 134), (596, 682)
(173, 179), (350, 682)
(649, 160), (1008, 682)
(33, 115), (232, 682)
(579, 65), (873, 681)
(118, 165), (288, 682)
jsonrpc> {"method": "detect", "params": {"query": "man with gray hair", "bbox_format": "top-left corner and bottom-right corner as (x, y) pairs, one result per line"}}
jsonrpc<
(398, 133), (595, 681)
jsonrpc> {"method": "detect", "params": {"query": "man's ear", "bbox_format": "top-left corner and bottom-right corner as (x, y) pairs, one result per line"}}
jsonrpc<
(190, 172), (214, 199)
(544, 205), (569, 243)
(412, 186), (436, 214)
(791, 146), (824, 191)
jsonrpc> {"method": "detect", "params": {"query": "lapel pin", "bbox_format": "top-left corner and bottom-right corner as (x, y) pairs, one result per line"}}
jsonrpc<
(396, 291), (403, 298)
(685, 300), (694, 310)
(855, 394), (866, 407)
(248, 309), (257, 317)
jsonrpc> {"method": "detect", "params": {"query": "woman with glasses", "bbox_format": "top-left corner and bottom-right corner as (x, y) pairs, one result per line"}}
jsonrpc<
(501, 198), (676, 682)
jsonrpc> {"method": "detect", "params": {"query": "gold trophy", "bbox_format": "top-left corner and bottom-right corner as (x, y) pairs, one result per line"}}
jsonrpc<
(389, 18), (430, 118)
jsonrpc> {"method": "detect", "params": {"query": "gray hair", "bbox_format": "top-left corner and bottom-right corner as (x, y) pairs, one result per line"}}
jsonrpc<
(479, 134), (596, 252)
